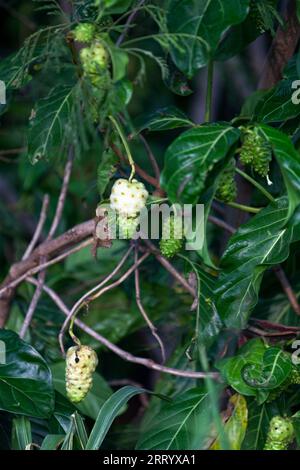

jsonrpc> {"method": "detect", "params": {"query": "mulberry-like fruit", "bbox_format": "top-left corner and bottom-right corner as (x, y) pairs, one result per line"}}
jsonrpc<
(73, 23), (96, 43)
(80, 41), (109, 88)
(110, 178), (148, 217)
(216, 158), (237, 203)
(240, 127), (272, 177)
(264, 416), (294, 450)
(159, 215), (183, 258)
(66, 345), (98, 403)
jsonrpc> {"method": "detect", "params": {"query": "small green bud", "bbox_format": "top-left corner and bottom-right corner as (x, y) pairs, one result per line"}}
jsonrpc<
(73, 23), (96, 43)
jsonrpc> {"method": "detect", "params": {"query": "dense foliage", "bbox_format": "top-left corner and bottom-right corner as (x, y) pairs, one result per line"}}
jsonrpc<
(0, 0), (300, 451)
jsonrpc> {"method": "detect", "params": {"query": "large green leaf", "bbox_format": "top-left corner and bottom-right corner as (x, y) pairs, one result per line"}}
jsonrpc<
(136, 387), (212, 450)
(11, 416), (32, 450)
(161, 123), (240, 204)
(254, 58), (300, 123)
(51, 362), (112, 421)
(215, 198), (292, 329)
(242, 347), (292, 390)
(259, 125), (300, 215)
(242, 399), (280, 450)
(0, 329), (55, 418)
(216, 339), (268, 397)
(27, 85), (75, 163)
(86, 386), (146, 450)
(134, 107), (193, 134)
(166, 0), (249, 77)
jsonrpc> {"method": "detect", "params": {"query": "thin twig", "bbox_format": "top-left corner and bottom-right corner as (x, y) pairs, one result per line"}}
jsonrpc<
(19, 271), (46, 339)
(134, 246), (166, 363)
(273, 265), (300, 316)
(22, 195), (50, 261)
(59, 249), (148, 353)
(110, 142), (160, 188)
(0, 238), (93, 297)
(116, 0), (146, 46)
(27, 277), (219, 380)
(143, 240), (196, 297)
(20, 152), (74, 338)
(139, 134), (161, 182)
(48, 150), (74, 239)
(208, 215), (236, 235)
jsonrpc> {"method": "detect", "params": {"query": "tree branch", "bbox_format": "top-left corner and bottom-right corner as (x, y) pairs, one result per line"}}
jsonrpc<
(27, 277), (219, 380)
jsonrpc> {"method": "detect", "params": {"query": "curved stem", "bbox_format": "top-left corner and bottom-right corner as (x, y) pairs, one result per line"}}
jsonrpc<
(235, 167), (275, 203)
(109, 115), (135, 181)
(204, 61), (214, 122)
(225, 201), (261, 214)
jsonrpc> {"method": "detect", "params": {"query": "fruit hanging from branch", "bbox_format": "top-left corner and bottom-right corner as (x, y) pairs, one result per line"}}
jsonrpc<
(65, 345), (98, 403)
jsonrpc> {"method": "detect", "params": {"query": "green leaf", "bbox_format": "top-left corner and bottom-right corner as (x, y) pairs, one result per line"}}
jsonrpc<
(242, 399), (280, 450)
(86, 386), (147, 450)
(137, 387), (212, 450)
(242, 347), (292, 390)
(216, 339), (268, 396)
(27, 85), (74, 163)
(103, 0), (133, 14)
(51, 361), (112, 421)
(134, 107), (194, 134)
(40, 434), (65, 450)
(0, 329), (55, 418)
(259, 125), (300, 215)
(215, 15), (262, 61)
(166, 0), (249, 77)
(215, 198), (292, 329)
(254, 58), (300, 123)
(11, 416), (32, 450)
(97, 148), (118, 199)
(161, 123), (240, 204)
(210, 394), (248, 450)
(109, 46), (129, 82)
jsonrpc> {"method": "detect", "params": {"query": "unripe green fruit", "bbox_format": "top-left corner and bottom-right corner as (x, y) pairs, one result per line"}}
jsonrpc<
(216, 158), (237, 203)
(110, 178), (148, 217)
(264, 416), (294, 450)
(73, 23), (96, 43)
(240, 127), (272, 177)
(66, 345), (98, 403)
(80, 41), (109, 87)
(159, 215), (183, 259)
(117, 214), (139, 239)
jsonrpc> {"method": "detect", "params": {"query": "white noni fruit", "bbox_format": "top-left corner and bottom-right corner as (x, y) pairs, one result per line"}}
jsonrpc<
(110, 178), (148, 217)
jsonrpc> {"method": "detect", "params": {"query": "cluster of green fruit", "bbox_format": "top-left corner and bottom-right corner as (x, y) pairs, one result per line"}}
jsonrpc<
(264, 416), (294, 450)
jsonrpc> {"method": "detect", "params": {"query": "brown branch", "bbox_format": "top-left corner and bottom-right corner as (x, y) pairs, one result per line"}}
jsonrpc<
(116, 0), (146, 46)
(27, 277), (219, 380)
(20, 151), (74, 337)
(258, 0), (300, 89)
(134, 246), (166, 363)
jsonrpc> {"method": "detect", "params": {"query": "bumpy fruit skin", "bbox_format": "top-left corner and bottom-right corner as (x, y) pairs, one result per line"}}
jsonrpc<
(118, 214), (139, 239)
(159, 215), (183, 259)
(264, 416), (294, 450)
(216, 158), (237, 203)
(240, 127), (272, 177)
(73, 23), (96, 43)
(110, 178), (148, 217)
(66, 345), (98, 403)
(80, 41), (109, 88)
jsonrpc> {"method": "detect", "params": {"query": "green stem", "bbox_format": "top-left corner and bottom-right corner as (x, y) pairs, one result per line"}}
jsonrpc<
(235, 167), (275, 203)
(177, 253), (230, 450)
(226, 201), (261, 214)
(109, 115), (135, 181)
(204, 61), (214, 122)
